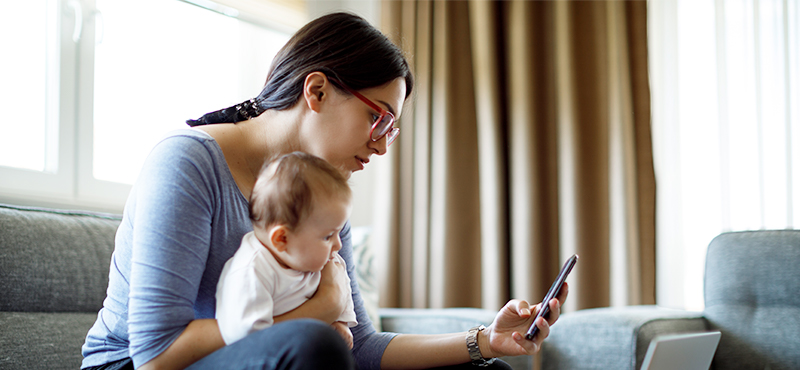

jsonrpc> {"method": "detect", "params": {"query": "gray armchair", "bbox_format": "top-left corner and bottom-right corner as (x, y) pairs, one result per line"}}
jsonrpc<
(541, 230), (800, 370)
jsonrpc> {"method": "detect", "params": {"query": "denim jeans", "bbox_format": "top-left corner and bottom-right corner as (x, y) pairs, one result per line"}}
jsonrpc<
(188, 319), (353, 370)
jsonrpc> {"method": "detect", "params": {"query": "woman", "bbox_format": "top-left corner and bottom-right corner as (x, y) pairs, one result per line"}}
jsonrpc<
(81, 12), (567, 370)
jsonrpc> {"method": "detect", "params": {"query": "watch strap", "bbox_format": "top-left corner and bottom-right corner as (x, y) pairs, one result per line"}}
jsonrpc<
(466, 325), (497, 367)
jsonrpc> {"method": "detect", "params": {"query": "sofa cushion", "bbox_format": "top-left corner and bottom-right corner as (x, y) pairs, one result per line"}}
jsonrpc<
(704, 230), (800, 370)
(379, 307), (498, 334)
(0, 204), (121, 312)
(0, 311), (98, 369)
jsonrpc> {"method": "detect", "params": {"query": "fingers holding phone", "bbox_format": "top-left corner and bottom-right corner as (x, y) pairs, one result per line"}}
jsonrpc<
(548, 281), (568, 323)
(525, 254), (577, 341)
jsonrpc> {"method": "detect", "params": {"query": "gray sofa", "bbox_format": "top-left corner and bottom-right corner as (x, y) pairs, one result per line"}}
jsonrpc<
(0, 204), (529, 369)
(541, 230), (800, 370)
(10, 202), (795, 370)
(0, 204), (121, 369)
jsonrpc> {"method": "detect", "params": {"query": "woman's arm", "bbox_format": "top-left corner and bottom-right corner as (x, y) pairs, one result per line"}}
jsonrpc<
(126, 135), (224, 368)
(139, 319), (224, 370)
(380, 333), (475, 369)
(380, 288), (567, 369)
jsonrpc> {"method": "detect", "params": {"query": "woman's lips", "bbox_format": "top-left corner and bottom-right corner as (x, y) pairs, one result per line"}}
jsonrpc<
(355, 157), (368, 171)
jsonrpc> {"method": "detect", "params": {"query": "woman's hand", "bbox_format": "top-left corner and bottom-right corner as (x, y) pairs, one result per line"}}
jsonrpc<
(273, 257), (350, 325)
(481, 282), (569, 358)
(330, 321), (354, 349)
(315, 256), (350, 316)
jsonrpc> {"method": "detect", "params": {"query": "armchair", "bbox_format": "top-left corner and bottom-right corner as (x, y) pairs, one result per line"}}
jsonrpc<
(541, 230), (800, 370)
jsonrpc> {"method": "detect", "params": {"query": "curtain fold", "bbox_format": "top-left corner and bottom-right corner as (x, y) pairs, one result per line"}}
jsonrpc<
(378, 0), (655, 312)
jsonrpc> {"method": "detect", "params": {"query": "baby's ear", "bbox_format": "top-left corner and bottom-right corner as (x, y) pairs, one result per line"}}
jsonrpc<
(268, 225), (290, 252)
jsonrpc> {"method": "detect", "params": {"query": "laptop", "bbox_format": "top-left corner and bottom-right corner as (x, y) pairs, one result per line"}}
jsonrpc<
(641, 331), (722, 370)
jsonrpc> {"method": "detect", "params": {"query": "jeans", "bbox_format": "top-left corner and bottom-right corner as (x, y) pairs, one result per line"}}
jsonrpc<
(189, 319), (353, 370)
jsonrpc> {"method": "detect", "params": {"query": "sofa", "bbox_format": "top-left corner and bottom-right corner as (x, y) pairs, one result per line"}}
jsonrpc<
(541, 230), (800, 370)
(12, 202), (794, 370)
(0, 203), (529, 369)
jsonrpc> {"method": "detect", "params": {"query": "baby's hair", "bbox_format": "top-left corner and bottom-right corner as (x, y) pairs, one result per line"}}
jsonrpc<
(249, 152), (351, 231)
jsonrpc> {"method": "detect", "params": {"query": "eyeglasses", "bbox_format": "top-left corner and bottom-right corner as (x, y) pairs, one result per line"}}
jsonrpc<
(330, 79), (399, 146)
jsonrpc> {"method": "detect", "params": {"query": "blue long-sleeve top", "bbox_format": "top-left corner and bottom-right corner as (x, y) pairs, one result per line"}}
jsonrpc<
(82, 129), (395, 369)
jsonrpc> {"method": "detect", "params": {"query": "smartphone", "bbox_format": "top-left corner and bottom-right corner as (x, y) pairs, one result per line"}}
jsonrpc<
(525, 254), (578, 340)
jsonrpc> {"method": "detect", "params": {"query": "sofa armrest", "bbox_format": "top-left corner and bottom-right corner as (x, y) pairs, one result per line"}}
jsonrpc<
(378, 308), (532, 370)
(541, 305), (708, 370)
(379, 307), (496, 334)
(0, 204), (120, 313)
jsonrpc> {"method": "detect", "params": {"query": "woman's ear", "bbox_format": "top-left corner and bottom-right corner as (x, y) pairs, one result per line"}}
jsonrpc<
(268, 225), (290, 252)
(303, 72), (329, 113)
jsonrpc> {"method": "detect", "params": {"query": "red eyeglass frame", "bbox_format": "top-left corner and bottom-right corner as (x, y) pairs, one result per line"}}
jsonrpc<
(329, 78), (399, 146)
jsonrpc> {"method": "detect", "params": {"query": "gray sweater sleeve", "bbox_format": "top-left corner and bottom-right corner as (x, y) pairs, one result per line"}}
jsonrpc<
(339, 221), (397, 370)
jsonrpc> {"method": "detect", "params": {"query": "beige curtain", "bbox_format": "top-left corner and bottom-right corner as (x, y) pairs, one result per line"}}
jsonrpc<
(376, 0), (655, 312)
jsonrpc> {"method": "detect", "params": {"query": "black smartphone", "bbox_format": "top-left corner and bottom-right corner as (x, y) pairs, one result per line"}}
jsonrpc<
(525, 254), (578, 340)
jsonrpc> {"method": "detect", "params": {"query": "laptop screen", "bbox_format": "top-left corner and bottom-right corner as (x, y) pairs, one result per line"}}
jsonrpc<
(641, 331), (722, 370)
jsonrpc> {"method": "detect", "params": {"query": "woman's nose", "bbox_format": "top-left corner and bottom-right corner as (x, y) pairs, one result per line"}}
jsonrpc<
(368, 136), (388, 156)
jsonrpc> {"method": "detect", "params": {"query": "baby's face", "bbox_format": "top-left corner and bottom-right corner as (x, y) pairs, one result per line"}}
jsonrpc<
(281, 196), (351, 272)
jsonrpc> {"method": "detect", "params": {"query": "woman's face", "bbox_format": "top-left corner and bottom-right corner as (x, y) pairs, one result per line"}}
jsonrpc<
(306, 77), (406, 179)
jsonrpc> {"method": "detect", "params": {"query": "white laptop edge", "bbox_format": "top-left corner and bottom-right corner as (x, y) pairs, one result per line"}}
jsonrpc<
(641, 331), (722, 370)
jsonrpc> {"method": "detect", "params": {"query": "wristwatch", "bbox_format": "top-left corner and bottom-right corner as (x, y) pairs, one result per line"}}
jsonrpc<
(466, 325), (496, 367)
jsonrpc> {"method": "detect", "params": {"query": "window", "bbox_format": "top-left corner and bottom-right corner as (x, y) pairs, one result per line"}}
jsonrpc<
(0, 0), (302, 211)
(0, 0), (59, 173)
(92, 0), (290, 185)
(649, 0), (799, 310)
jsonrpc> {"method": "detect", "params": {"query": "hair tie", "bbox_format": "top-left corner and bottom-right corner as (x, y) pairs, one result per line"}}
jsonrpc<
(235, 98), (263, 120)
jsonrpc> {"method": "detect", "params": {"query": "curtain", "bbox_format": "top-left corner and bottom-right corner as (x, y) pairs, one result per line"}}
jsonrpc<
(375, 0), (655, 312)
(650, 0), (800, 310)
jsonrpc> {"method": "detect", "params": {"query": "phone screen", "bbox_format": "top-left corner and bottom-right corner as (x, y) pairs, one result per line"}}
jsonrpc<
(525, 254), (578, 340)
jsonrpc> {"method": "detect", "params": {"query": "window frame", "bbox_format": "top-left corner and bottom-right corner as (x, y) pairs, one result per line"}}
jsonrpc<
(0, 0), (80, 208)
(0, 0), (308, 213)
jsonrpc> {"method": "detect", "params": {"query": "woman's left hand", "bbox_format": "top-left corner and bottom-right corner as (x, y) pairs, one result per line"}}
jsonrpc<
(481, 282), (569, 358)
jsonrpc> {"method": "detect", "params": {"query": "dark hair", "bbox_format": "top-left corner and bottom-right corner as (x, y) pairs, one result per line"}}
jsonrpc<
(249, 152), (351, 231)
(187, 12), (414, 126)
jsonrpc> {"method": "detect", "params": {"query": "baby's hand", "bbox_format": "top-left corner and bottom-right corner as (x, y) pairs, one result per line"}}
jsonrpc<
(331, 321), (353, 349)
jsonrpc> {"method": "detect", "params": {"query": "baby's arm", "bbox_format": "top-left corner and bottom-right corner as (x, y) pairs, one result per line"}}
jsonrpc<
(330, 321), (353, 349)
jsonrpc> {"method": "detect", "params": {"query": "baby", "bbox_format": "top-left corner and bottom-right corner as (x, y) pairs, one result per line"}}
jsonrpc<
(216, 151), (356, 347)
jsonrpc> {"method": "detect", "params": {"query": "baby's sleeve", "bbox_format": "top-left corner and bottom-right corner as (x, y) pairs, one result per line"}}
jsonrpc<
(333, 252), (358, 328)
(215, 250), (277, 345)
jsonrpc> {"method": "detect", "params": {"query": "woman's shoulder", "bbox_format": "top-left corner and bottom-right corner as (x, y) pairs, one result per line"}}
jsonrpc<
(134, 128), (233, 190)
(153, 128), (217, 151)
(146, 128), (224, 165)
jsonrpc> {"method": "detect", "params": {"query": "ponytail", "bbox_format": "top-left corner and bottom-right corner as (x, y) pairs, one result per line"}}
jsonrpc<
(186, 98), (264, 126)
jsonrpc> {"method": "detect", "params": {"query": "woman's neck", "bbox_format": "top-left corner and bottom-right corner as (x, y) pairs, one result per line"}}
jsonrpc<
(197, 108), (304, 199)
(239, 113), (301, 173)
